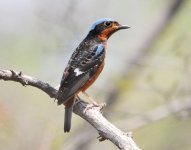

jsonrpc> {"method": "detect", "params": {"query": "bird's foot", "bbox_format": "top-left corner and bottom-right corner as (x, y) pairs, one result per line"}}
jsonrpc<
(83, 102), (106, 113)
(83, 103), (97, 113)
(98, 102), (106, 110)
(82, 91), (106, 113)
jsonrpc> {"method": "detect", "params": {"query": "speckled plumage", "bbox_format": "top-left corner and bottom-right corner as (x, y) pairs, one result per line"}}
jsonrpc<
(57, 18), (129, 132)
(57, 36), (105, 104)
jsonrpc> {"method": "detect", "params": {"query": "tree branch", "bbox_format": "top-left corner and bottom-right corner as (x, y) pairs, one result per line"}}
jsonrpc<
(0, 69), (141, 150)
(0, 69), (57, 98)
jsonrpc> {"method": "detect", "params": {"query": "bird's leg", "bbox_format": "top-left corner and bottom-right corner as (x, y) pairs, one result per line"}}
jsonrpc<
(82, 91), (99, 106)
(76, 95), (81, 101)
(82, 91), (106, 113)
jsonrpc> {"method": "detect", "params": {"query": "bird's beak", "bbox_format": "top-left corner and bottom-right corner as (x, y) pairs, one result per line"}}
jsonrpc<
(117, 25), (130, 30)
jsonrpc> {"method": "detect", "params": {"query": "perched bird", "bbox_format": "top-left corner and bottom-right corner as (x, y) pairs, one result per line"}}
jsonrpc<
(57, 18), (129, 132)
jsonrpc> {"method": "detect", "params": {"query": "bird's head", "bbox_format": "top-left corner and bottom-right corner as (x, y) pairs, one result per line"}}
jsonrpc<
(88, 18), (130, 41)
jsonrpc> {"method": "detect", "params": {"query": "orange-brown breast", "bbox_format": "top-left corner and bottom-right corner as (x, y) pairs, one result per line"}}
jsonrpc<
(80, 62), (105, 92)
(63, 62), (104, 109)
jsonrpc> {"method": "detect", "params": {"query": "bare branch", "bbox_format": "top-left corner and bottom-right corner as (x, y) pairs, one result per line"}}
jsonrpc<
(0, 69), (57, 98)
(73, 101), (141, 150)
(0, 69), (141, 150)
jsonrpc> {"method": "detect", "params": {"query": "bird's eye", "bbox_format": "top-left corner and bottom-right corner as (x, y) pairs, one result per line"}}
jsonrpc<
(104, 21), (111, 27)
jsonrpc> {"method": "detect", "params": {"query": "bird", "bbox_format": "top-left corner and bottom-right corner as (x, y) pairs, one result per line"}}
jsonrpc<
(57, 18), (129, 132)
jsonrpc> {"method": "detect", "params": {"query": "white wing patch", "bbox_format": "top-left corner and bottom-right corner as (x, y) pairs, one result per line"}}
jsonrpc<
(74, 68), (84, 76)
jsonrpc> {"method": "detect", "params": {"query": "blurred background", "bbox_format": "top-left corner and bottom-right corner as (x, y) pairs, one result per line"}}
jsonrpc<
(0, 0), (191, 149)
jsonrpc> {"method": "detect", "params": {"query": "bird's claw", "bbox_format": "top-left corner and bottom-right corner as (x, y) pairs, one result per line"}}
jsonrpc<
(83, 102), (106, 113)
(99, 102), (106, 110)
(83, 104), (96, 113)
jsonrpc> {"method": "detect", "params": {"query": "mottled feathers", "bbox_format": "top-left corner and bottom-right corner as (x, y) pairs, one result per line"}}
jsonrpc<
(57, 40), (105, 105)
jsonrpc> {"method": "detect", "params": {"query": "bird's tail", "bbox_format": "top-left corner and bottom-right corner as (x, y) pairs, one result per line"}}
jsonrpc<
(64, 97), (75, 132)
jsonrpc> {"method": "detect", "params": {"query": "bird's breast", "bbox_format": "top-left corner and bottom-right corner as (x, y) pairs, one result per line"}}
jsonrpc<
(80, 61), (105, 92)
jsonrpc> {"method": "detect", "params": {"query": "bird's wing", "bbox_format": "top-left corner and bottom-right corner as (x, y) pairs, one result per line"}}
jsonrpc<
(57, 44), (105, 105)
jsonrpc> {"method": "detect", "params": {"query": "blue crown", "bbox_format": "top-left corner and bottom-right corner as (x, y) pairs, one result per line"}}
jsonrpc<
(90, 18), (114, 31)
